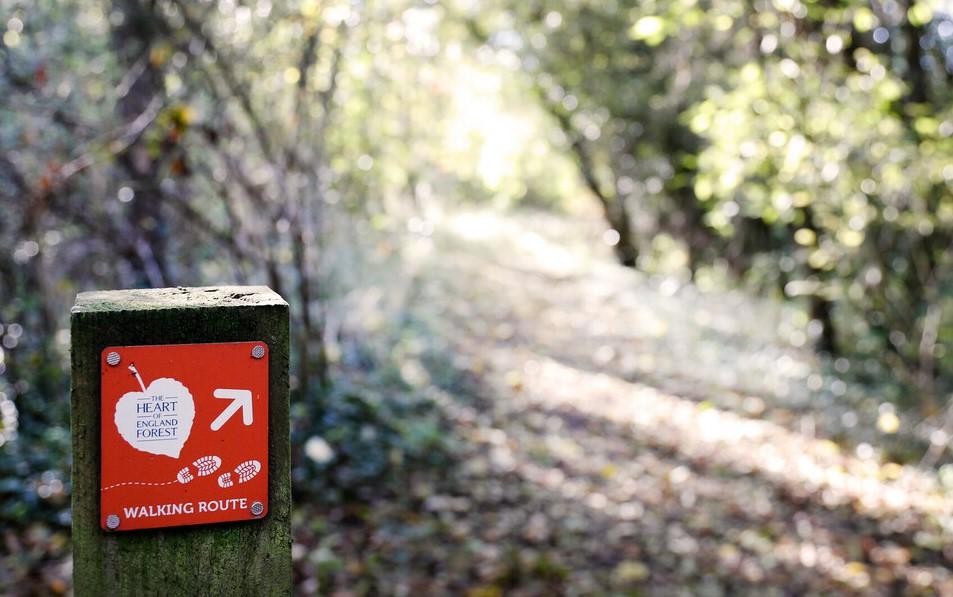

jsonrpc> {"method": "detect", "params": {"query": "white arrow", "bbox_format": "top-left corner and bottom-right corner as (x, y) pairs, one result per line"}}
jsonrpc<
(210, 389), (254, 431)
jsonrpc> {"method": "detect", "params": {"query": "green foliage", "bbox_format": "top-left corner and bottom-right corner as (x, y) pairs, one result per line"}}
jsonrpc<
(468, 0), (953, 405)
(0, 323), (70, 529)
(293, 389), (451, 502)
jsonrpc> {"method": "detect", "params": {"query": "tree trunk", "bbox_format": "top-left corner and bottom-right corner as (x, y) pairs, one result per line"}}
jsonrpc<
(111, 0), (170, 287)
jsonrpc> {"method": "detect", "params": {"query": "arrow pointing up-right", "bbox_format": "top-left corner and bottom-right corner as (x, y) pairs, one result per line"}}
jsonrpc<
(210, 388), (254, 431)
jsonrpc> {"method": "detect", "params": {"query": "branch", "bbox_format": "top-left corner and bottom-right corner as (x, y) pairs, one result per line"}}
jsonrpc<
(168, 0), (279, 165)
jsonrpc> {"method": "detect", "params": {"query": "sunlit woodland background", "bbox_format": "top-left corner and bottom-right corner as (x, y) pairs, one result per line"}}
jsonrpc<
(4, 0), (953, 593)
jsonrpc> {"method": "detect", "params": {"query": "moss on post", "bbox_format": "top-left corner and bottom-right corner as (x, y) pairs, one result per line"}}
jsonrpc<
(70, 286), (291, 596)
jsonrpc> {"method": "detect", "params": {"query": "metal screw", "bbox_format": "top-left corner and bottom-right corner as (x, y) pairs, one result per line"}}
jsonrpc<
(106, 514), (120, 529)
(251, 345), (265, 359)
(106, 351), (121, 366)
(250, 501), (264, 516)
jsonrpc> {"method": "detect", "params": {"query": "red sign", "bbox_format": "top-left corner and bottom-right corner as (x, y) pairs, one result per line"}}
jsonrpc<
(100, 341), (269, 531)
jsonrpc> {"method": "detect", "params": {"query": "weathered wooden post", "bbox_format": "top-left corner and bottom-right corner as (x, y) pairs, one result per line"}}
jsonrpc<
(70, 286), (292, 595)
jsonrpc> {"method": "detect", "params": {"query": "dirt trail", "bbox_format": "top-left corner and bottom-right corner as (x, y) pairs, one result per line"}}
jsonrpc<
(397, 209), (953, 595)
(300, 208), (953, 596)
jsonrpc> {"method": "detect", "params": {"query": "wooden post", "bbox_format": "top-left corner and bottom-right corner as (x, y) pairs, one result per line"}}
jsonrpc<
(70, 286), (291, 595)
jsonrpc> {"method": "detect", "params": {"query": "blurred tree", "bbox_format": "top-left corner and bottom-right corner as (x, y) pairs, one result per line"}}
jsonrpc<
(465, 0), (953, 405)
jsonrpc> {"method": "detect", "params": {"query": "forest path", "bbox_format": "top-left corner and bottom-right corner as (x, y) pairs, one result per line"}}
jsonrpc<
(372, 208), (953, 595)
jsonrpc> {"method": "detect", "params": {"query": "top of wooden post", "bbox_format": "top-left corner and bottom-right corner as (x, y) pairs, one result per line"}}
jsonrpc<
(72, 286), (287, 314)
